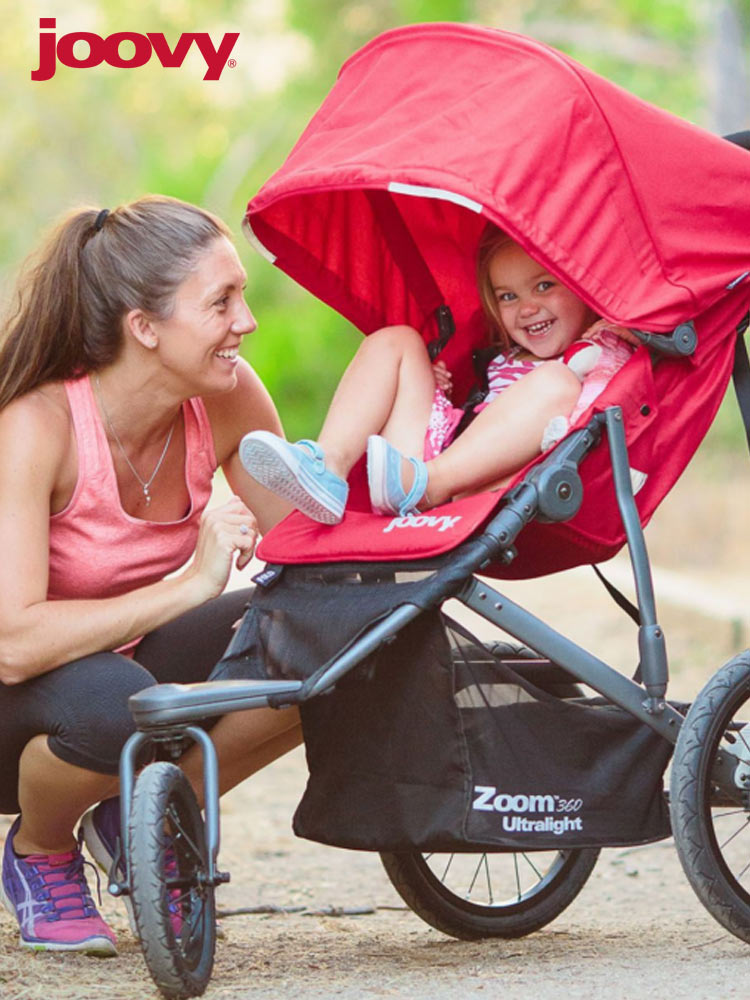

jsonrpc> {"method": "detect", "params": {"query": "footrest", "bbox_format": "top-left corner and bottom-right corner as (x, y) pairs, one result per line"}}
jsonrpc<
(129, 679), (305, 729)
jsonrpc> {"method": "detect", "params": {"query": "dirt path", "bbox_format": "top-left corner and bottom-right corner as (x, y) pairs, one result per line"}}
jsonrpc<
(2, 454), (750, 999)
(2, 746), (746, 1000)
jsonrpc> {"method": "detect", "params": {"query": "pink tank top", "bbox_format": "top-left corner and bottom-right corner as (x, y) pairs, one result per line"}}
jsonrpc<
(48, 376), (217, 602)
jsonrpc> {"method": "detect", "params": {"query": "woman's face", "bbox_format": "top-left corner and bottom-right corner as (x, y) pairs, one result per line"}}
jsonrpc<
(488, 242), (596, 358)
(149, 236), (256, 394)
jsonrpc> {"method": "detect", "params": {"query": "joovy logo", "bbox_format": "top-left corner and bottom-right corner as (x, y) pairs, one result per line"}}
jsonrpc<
(472, 786), (584, 835)
(382, 514), (462, 534)
(31, 18), (239, 81)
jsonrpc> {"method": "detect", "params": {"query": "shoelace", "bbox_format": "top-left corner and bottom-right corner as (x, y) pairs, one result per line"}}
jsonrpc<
(26, 850), (102, 922)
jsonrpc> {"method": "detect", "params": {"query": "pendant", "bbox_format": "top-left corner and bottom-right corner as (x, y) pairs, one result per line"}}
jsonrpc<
(143, 486), (151, 506)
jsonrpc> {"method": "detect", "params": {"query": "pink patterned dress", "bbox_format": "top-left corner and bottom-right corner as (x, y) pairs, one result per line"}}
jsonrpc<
(423, 323), (634, 461)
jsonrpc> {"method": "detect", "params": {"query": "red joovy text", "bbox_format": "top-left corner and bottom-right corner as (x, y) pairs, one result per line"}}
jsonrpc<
(32, 18), (239, 81)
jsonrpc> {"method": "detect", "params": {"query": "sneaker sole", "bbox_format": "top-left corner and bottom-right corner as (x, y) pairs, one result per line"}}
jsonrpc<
(80, 810), (137, 937)
(0, 877), (117, 956)
(366, 436), (395, 515)
(239, 436), (343, 524)
(20, 934), (118, 956)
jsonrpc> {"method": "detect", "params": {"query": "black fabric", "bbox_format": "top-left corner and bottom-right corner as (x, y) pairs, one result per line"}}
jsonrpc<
(591, 564), (643, 683)
(210, 567), (428, 686)
(0, 589), (252, 814)
(451, 344), (503, 438)
(732, 322), (750, 459)
(213, 571), (673, 851)
(592, 564), (641, 628)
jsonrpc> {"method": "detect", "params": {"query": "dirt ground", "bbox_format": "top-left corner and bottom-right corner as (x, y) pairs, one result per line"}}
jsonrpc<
(2, 451), (750, 999)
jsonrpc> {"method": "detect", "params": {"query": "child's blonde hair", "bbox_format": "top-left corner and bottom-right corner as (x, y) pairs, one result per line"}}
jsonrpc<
(476, 222), (516, 350)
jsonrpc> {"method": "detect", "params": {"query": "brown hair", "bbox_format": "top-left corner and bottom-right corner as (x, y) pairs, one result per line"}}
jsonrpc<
(0, 195), (232, 409)
(476, 223), (517, 350)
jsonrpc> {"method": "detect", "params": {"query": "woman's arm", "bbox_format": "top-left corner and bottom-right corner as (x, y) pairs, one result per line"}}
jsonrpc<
(205, 360), (293, 534)
(0, 393), (254, 683)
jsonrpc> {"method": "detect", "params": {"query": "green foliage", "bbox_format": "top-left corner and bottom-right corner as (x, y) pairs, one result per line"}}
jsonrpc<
(3, 0), (749, 450)
(397, 0), (473, 21)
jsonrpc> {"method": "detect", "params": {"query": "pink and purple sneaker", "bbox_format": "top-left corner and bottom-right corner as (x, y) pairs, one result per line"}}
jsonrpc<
(80, 796), (124, 886)
(0, 815), (117, 955)
(81, 796), (182, 937)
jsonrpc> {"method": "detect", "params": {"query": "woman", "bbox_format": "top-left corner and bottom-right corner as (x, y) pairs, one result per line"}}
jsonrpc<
(0, 196), (301, 955)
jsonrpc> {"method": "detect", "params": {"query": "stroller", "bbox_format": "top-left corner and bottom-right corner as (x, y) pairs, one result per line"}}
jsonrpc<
(113, 23), (750, 998)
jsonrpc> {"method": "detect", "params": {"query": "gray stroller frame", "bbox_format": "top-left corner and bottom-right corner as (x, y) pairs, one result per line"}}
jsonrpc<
(111, 384), (750, 998)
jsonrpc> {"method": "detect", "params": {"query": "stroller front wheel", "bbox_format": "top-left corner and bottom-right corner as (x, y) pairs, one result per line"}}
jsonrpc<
(129, 762), (216, 999)
(380, 846), (599, 939)
(670, 651), (750, 943)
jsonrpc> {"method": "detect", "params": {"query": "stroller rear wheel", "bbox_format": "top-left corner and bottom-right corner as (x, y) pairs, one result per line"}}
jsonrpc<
(670, 651), (750, 943)
(380, 846), (599, 938)
(129, 762), (216, 999)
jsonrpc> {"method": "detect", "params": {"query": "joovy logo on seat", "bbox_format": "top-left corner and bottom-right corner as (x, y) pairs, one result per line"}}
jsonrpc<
(32, 18), (239, 81)
(382, 514), (462, 534)
(472, 785), (584, 835)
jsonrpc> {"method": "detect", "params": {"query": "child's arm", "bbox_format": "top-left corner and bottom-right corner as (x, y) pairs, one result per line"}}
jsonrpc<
(433, 359), (453, 396)
(543, 325), (637, 449)
(562, 321), (639, 379)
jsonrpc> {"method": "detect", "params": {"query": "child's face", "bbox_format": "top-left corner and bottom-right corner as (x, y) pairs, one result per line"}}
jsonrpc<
(488, 243), (595, 358)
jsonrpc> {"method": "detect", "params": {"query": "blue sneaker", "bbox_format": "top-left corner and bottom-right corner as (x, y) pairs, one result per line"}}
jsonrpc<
(239, 431), (348, 524)
(366, 435), (429, 516)
(0, 815), (117, 955)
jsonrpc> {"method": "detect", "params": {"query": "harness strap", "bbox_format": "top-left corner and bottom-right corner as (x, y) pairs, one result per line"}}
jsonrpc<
(732, 315), (750, 457)
(591, 565), (641, 627)
(591, 565), (642, 683)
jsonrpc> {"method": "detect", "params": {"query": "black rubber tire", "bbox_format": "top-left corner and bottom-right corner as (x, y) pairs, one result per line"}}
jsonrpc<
(670, 652), (750, 943)
(129, 762), (216, 998)
(380, 846), (599, 939)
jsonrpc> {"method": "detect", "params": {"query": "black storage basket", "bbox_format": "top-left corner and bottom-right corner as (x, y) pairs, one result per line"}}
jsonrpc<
(212, 569), (672, 851)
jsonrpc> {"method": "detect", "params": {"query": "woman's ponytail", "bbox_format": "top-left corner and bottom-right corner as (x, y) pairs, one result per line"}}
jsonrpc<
(0, 196), (231, 409)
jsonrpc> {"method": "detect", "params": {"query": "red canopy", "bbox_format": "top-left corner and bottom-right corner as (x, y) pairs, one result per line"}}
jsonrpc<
(246, 23), (750, 576)
(246, 22), (750, 340)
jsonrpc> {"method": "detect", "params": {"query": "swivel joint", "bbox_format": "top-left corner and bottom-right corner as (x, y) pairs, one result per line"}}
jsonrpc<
(533, 462), (584, 522)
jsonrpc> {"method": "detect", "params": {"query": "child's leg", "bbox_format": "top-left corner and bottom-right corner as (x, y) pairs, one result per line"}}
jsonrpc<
(240, 326), (436, 523)
(424, 361), (581, 506)
(318, 325), (436, 478)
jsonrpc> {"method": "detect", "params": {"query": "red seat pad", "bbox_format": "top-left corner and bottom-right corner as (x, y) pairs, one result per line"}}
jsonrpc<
(257, 491), (502, 564)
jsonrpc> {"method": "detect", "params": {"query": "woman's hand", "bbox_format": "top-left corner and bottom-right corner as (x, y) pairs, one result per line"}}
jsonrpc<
(186, 495), (259, 600)
(433, 359), (453, 396)
(587, 319), (641, 347)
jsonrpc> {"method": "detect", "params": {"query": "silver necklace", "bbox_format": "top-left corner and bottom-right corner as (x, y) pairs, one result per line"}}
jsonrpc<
(94, 375), (178, 506)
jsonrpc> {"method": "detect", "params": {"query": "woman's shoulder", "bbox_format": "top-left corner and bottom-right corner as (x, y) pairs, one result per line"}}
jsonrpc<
(0, 382), (73, 490)
(0, 381), (71, 438)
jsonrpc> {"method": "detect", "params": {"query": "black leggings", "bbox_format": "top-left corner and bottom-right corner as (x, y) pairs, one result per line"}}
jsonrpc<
(0, 589), (253, 814)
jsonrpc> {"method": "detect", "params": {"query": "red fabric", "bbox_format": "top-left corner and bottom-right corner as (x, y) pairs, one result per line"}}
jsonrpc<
(247, 24), (750, 337)
(257, 492), (501, 564)
(246, 23), (750, 578)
